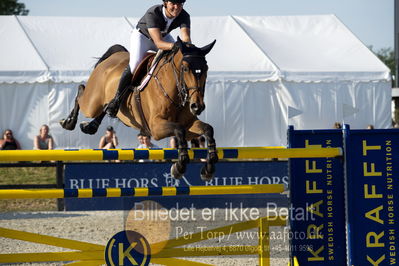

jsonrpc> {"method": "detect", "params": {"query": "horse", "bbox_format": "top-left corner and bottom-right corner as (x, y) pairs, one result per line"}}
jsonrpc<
(60, 37), (218, 181)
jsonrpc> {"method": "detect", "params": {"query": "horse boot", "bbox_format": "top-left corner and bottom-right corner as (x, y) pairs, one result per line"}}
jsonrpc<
(106, 66), (133, 118)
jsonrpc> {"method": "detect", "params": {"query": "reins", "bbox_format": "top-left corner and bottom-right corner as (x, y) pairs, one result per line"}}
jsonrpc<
(152, 49), (205, 108)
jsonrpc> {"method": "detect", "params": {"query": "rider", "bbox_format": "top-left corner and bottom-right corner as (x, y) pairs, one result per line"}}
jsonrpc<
(106, 0), (192, 117)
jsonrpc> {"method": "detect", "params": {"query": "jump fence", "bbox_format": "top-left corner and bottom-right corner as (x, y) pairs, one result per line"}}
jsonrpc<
(0, 125), (398, 266)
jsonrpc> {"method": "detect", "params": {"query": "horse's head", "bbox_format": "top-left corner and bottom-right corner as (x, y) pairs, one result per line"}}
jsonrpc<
(174, 37), (216, 116)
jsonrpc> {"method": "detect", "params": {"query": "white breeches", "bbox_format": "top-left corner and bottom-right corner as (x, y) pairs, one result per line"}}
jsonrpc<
(129, 29), (175, 73)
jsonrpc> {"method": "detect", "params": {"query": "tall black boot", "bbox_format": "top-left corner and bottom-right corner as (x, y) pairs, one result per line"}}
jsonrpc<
(106, 66), (133, 117)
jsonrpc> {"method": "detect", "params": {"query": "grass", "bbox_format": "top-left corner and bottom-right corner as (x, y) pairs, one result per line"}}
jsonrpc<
(0, 164), (58, 212)
(0, 165), (55, 185)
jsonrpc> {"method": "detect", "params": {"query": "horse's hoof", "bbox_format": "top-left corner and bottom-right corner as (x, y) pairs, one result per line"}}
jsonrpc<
(200, 164), (215, 181)
(171, 164), (183, 179)
(59, 118), (76, 130)
(80, 121), (98, 135)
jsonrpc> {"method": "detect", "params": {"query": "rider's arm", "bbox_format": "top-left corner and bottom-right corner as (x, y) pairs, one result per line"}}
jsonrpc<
(148, 28), (175, 50)
(180, 27), (191, 43)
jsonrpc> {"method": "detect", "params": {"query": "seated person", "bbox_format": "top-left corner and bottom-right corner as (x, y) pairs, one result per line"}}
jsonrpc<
(198, 135), (206, 148)
(0, 129), (21, 150)
(137, 133), (145, 147)
(99, 126), (118, 149)
(34, 124), (54, 150)
(137, 134), (159, 149)
(333, 122), (342, 129)
(190, 138), (200, 148)
(169, 136), (178, 148)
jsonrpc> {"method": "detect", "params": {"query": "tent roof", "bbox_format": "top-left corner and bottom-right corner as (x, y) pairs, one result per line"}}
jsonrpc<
(0, 15), (390, 84)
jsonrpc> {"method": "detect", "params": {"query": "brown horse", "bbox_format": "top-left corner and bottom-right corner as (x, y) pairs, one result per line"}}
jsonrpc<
(60, 37), (218, 180)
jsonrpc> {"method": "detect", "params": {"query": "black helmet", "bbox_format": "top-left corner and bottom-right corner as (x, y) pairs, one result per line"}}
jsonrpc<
(164, 0), (186, 3)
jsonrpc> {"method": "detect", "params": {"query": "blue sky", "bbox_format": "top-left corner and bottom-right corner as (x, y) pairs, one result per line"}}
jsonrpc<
(22, 0), (394, 50)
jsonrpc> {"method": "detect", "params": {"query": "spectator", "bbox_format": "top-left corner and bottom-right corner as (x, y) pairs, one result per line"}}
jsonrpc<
(367, 124), (374, 130)
(190, 138), (200, 148)
(0, 129), (21, 150)
(169, 136), (178, 148)
(34, 124), (54, 150)
(333, 122), (342, 129)
(137, 134), (159, 149)
(137, 133), (145, 147)
(99, 126), (118, 149)
(198, 135), (206, 148)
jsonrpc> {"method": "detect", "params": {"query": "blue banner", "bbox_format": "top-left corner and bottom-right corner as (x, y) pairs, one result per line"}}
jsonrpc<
(344, 127), (399, 265)
(288, 127), (347, 265)
(64, 161), (288, 210)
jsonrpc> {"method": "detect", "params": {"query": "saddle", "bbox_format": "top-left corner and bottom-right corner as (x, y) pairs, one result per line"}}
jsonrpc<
(131, 50), (162, 91)
(129, 50), (165, 136)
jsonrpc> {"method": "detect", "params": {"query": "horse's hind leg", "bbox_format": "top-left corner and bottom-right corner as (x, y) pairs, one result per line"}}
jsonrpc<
(80, 111), (106, 135)
(60, 84), (85, 130)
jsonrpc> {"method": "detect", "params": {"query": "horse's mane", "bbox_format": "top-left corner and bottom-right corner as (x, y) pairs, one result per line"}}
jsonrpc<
(94, 44), (128, 69)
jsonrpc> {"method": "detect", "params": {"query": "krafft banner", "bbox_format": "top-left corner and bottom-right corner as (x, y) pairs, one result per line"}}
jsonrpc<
(64, 161), (288, 210)
(288, 127), (347, 265)
(344, 127), (399, 265)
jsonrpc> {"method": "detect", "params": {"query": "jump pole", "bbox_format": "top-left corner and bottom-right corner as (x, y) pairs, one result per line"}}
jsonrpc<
(0, 184), (284, 199)
(0, 147), (342, 161)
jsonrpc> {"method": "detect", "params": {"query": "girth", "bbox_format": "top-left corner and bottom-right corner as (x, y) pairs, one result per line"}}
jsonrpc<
(127, 50), (165, 136)
(133, 88), (151, 137)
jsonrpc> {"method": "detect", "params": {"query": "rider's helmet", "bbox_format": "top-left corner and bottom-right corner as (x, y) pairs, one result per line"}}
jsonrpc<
(163, 0), (186, 3)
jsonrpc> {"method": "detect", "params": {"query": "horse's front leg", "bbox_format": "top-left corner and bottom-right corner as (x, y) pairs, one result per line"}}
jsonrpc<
(187, 120), (218, 181)
(151, 119), (189, 179)
(171, 125), (190, 179)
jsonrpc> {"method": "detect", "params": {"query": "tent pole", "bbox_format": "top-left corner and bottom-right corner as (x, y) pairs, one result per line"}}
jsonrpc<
(395, 0), (399, 88)
(394, 0), (399, 125)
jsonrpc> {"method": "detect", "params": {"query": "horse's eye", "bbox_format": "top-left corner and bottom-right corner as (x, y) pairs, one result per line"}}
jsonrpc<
(183, 66), (189, 72)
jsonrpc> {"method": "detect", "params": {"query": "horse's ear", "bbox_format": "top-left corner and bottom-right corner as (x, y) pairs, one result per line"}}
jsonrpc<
(175, 36), (184, 51)
(177, 36), (185, 47)
(200, 40), (216, 56)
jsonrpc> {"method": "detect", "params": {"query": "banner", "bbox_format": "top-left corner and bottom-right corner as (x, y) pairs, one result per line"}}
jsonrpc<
(344, 127), (399, 265)
(64, 161), (288, 210)
(288, 127), (347, 265)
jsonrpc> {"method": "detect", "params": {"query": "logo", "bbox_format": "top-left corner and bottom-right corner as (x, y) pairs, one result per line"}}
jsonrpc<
(163, 172), (192, 186)
(105, 231), (151, 266)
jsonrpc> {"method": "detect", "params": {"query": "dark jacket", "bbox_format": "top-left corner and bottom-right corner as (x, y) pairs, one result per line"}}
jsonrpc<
(136, 5), (190, 39)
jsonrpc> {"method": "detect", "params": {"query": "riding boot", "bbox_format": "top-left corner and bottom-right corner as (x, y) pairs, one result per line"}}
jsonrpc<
(106, 66), (133, 117)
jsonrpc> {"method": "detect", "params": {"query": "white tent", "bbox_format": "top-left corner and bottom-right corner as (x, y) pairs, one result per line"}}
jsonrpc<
(0, 15), (391, 149)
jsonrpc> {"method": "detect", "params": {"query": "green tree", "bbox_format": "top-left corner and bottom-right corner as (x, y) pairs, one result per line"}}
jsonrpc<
(370, 46), (396, 84)
(374, 47), (395, 76)
(0, 0), (29, 15)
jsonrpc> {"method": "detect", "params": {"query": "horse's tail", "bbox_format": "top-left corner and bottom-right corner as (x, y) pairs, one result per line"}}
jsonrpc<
(94, 44), (128, 68)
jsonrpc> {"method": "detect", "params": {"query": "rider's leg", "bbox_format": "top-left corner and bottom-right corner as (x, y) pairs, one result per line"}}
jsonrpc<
(106, 29), (155, 117)
(105, 65), (133, 117)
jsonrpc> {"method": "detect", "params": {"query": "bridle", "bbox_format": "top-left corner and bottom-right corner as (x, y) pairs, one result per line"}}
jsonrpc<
(153, 50), (206, 108)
